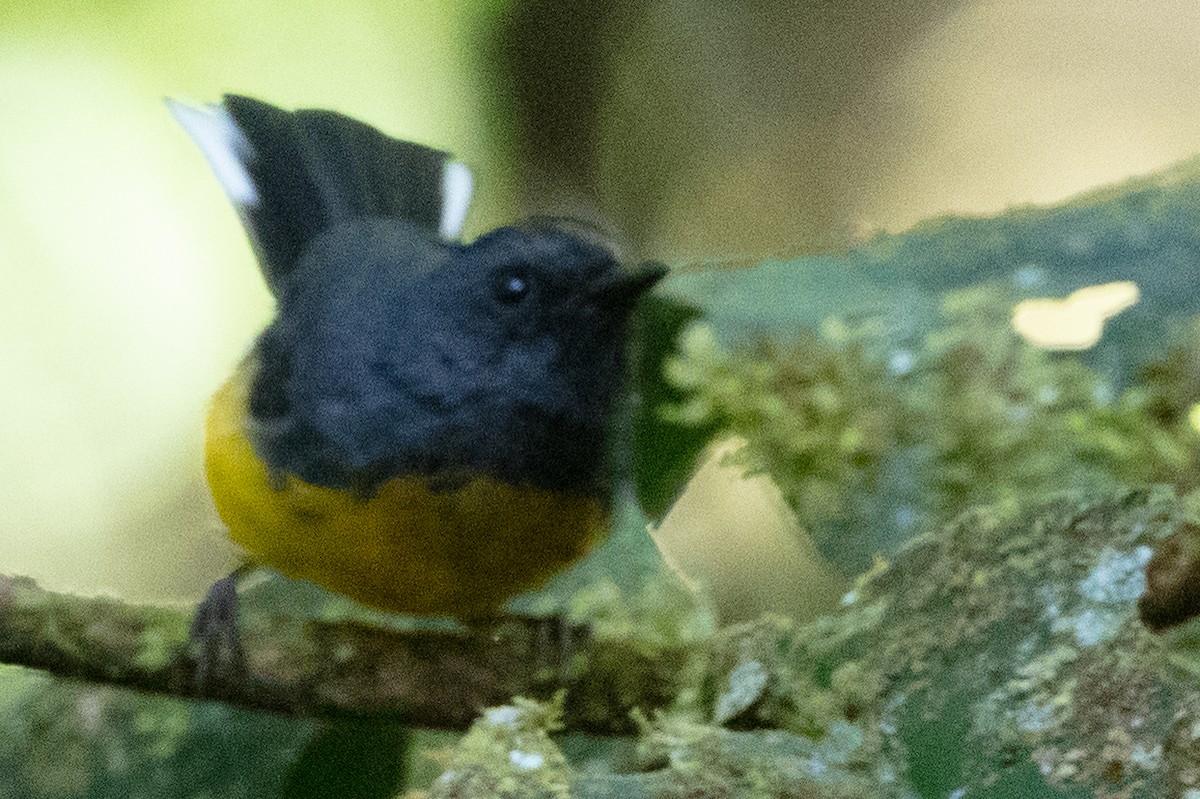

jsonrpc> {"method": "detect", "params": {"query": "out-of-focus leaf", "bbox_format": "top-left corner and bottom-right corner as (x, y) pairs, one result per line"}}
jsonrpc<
(627, 293), (712, 521)
(660, 155), (1200, 381)
(280, 717), (409, 799)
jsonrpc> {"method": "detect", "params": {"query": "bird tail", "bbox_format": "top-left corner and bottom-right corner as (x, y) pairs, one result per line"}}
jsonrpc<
(168, 94), (472, 293)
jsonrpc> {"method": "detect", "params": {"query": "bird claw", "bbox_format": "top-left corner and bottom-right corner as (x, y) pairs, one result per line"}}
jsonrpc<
(188, 568), (250, 697)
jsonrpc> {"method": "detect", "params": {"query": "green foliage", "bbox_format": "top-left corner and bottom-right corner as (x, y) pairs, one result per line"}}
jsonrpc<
(628, 294), (713, 521)
(663, 321), (905, 535)
(912, 283), (1115, 518)
(641, 153), (1200, 545)
(661, 280), (1200, 560)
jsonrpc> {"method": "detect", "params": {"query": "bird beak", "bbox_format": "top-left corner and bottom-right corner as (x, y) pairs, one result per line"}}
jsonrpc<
(593, 261), (668, 308)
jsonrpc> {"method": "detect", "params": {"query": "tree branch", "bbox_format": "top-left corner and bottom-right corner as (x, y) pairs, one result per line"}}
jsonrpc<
(0, 572), (694, 733)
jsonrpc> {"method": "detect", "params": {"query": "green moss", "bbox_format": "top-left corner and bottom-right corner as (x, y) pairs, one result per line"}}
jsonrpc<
(662, 320), (904, 540)
(429, 696), (571, 799)
(707, 616), (800, 729)
(131, 611), (190, 672)
(634, 718), (878, 799)
(794, 488), (1188, 796)
(659, 278), (1200, 572)
(565, 577), (717, 727)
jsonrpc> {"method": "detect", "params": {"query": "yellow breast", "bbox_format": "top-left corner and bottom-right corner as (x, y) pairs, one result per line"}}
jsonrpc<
(203, 360), (608, 618)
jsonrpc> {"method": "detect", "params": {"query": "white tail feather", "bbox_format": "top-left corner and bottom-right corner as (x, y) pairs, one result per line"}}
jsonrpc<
(167, 98), (259, 207)
(439, 160), (473, 239)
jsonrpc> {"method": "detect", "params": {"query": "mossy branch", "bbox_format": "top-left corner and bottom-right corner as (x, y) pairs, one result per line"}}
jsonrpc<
(0, 572), (700, 733)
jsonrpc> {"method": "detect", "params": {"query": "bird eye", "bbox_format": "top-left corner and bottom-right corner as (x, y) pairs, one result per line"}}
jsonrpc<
(495, 268), (532, 304)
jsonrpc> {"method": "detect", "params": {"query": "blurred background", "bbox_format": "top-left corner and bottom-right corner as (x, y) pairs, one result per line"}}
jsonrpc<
(2, 0), (1199, 611)
(6, 2), (1200, 797)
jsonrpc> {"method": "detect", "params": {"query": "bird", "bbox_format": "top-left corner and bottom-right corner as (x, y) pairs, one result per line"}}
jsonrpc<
(169, 95), (666, 661)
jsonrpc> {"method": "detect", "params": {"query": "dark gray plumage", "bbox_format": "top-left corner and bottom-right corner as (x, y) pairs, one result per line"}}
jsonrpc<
(175, 95), (664, 497)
